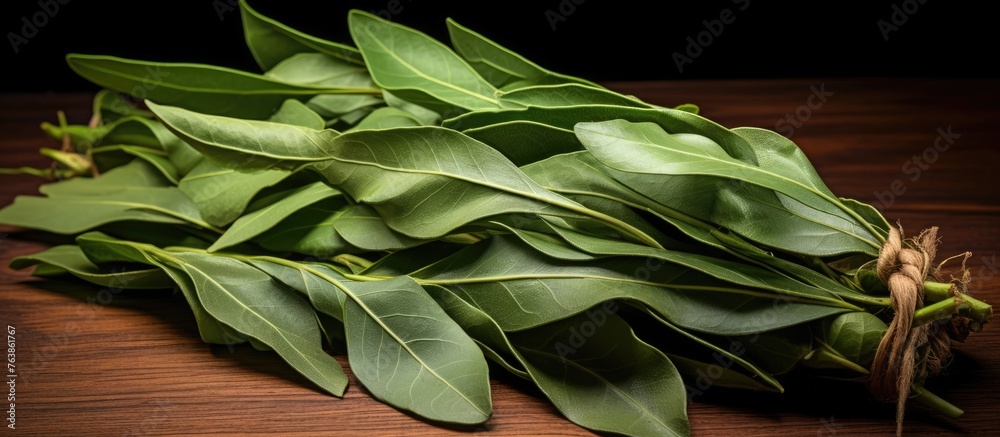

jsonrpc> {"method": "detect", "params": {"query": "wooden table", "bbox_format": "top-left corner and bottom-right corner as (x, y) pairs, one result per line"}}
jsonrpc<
(1, 79), (998, 435)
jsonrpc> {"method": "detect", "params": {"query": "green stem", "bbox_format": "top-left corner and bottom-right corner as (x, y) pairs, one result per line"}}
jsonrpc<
(800, 347), (870, 374)
(912, 298), (959, 327)
(570, 208), (663, 249)
(912, 293), (993, 327)
(342, 272), (387, 282)
(958, 294), (993, 325)
(0, 167), (70, 179)
(910, 383), (964, 418)
(331, 253), (373, 270)
(923, 281), (954, 302)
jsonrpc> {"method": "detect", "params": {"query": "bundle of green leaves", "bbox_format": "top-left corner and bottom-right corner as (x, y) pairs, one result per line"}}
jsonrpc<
(0, 2), (991, 436)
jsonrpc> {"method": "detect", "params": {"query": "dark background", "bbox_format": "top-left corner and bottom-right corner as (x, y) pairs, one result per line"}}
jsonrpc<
(2, 0), (992, 92)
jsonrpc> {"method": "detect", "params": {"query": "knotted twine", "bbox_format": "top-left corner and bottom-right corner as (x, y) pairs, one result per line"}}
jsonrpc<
(868, 225), (965, 436)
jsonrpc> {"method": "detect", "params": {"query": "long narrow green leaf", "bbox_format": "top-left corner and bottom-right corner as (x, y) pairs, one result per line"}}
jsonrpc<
(10, 245), (172, 289)
(174, 102), (319, 227)
(443, 104), (759, 164)
(511, 313), (689, 437)
(360, 241), (466, 277)
(638, 308), (782, 392)
(67, 54), (377, 119)
(150, 106), (626, 242)
(303, 126), (627, 241)
(148, 101), (339, 168)
(177, 161), (290, 227)
(266, 53), (375, 89)
(348, 107), (424, 131)
(266, 53), (382, 119)
(666, 353), (778, 393)
(268, 98), (326, 129)
(349, 11), (499, 112)
(239, 0), (364, 70)
(0, 161), (216, 234)
(209, 182), (341, 251)
(423, 284), (529, 379)
(332, 203), (425, 251)
(462, 121), (580, 165)
(412, 236), (848, 335)
(497, 83), (646, 108)
(343, 275), (492, 424)
(575, 120), (882, 256)
(120, 146), (180, 184)
(445, 19), (600, 90)
(168, 251), (349, 397)
(521, 151), (877, 297)
(74, 232), (240, 346)
(245, 258), (493, 424)
(249, 260), (349, 320)
(254, 199), (357, 257)
(545, 223), (847, 304)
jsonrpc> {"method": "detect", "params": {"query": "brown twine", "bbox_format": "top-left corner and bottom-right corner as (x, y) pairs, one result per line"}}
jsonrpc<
(868, 225), (959, 436)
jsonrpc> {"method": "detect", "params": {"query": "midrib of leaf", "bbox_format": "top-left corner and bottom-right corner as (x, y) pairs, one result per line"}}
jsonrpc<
(448, 19), (598, 88)
(359, 27), (499, 107)
(92, 145), (167, 156)
(248, 255), (489, 418)
(516, 346), (684, 437)
(61, 198), (224, 234)
(178, 117), (333, 162)
(450, 23), (536, 81)
(181, 169), (236, 181)
(416, 274), (859, 310)
(294, 69), (362, 84)
(326, 155), (661, 248)
(475, 57), (529, 81)
(584, 127), (885, 248)
(78, 61), (381, 95)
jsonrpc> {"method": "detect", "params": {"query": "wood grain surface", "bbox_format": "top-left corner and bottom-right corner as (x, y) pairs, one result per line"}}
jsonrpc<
(1, 79), (998, 436)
